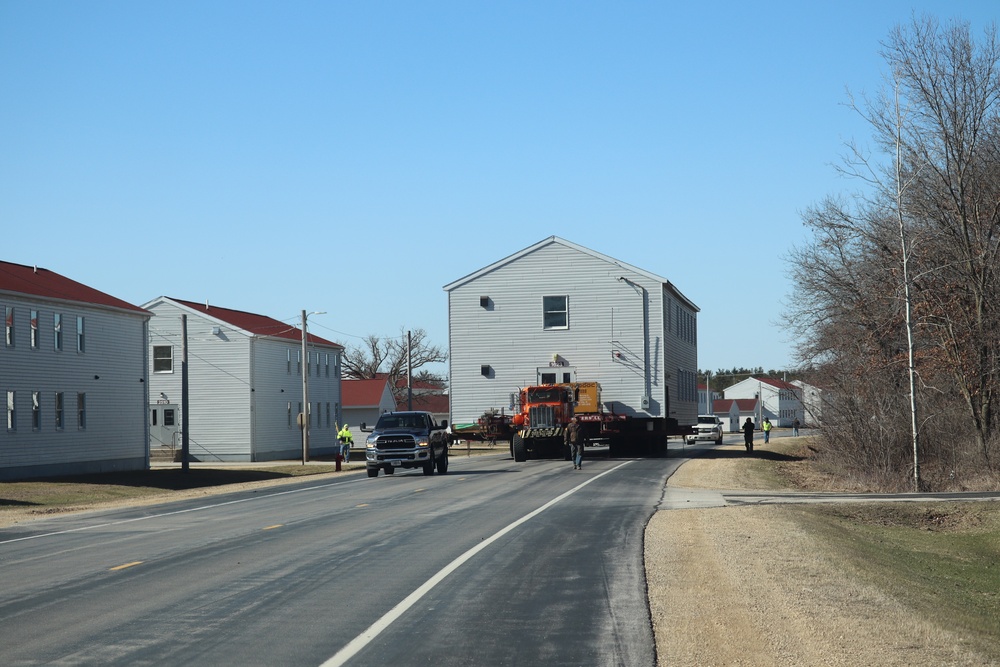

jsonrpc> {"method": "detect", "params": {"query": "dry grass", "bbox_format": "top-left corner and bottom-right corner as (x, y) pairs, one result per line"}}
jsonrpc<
(648, 437), (1000, 666)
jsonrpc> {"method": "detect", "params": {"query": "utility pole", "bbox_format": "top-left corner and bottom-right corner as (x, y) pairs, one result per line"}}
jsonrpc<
(300, 310), (326, 464)
(181, 314), (189, 472)
(407, 329), (413, 411)
(301, 310), (309, 463)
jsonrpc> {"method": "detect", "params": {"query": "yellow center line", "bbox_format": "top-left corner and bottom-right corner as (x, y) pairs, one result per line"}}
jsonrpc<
(263, 525), (283, 530)
(110, 561), (143, 571)
(355, 503), (370, 508)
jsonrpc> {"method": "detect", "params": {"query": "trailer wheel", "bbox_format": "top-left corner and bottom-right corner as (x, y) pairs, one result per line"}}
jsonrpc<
(512, 433), (528, 462)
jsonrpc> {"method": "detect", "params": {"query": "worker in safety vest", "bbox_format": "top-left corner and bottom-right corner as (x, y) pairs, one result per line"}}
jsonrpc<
(762, 417), (772, 444)
(338, 424), (354, 462)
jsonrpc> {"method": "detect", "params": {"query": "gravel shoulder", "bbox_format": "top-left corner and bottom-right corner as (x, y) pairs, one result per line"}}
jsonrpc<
(645, 443), (991, 666)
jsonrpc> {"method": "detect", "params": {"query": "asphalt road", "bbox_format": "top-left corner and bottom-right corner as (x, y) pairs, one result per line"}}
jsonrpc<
(0, 449), (683, 666)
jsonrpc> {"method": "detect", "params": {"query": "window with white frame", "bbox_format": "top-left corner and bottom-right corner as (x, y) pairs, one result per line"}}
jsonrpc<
(325, 353), (330, 377)
(287, 402), (292, 428)
(76, 316), (85, 353)
(153, 345), (173, 373)
(297, 350), (301, 375)
(55, 392), (64, 430)
(54, 313), (63, 351)
(543, 296), (568, 329)
(6, 391), (15, 431)
(30, 310), (39, 349)
(31, 391), (40, 430)
(5, 306), (13, 347)
(287, 349), (291, 374)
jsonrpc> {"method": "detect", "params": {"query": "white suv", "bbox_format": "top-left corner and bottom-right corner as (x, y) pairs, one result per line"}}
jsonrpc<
(686, 415), (724, 445)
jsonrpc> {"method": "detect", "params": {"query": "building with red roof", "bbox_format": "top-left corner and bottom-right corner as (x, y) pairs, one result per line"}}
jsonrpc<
(722, 376), (803, 428)
(142, 297), (343, 462)
(1, 261), (150, 480)
(342, 378), (397, 442)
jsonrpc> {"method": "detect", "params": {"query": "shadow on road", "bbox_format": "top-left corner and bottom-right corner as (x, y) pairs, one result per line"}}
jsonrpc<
(685, 448), (805, 463)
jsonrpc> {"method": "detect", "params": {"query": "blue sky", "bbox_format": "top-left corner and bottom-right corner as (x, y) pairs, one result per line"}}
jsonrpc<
(1, 1), (995, 376)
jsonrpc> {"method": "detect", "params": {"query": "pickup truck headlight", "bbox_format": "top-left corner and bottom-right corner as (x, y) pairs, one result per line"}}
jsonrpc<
(366, 435), (377, 448)
(416, 437), (430, 447)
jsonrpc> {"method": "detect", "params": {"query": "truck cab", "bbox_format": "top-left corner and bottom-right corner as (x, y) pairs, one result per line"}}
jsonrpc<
(360, 411), (449, 478)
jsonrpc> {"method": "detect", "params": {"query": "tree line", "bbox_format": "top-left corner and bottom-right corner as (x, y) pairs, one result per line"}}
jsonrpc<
(785, 16), (1000, 491)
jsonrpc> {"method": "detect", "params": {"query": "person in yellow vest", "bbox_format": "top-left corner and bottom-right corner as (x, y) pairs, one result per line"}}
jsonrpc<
(762, 417), (772, 444)
(338, 424), (354, 463)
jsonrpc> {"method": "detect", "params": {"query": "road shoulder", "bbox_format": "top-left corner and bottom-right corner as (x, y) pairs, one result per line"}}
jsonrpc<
(646, 444), (990, 667)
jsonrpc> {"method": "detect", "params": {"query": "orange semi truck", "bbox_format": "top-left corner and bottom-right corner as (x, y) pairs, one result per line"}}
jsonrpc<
(509, 382), (683, 461)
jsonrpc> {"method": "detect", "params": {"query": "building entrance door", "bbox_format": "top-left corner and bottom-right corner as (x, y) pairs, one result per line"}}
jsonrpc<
(150, 404), (179, 449)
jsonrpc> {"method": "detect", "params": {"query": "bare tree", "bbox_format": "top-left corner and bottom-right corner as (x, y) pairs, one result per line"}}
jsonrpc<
(340, 328), (447, 399)
(785, 16), (1000, 489)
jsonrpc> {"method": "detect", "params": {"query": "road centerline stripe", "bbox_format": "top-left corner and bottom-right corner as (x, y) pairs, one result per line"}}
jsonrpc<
(110, 561), (143, 571)
(319, 460), (633, 667)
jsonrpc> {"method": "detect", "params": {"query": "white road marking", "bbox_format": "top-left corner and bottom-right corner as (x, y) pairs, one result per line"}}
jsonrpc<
(319, 460), (633, 667)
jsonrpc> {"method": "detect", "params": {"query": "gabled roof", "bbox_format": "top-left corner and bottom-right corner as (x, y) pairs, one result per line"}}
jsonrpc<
(342, 379), (395, 408)
(0, 261), (147, 314)
(733, 398), (760, 412)
(374, 372), (446, 392)
(758, 377), (798, 391)
(442, 236), (698, 312)
(400, 392), (449, 414)
(150, 297), (341, 348)
(712, 399), (736, 412)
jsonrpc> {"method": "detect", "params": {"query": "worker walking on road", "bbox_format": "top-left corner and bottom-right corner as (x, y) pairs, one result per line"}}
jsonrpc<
(762, 417), (772, 444)
(742, 417), (755, 453)
(338, 423), (354, 463)
(565, 417), (584, 470)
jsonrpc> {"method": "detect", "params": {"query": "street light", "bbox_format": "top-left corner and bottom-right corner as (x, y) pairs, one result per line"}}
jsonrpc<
(302, 310), (326, 463)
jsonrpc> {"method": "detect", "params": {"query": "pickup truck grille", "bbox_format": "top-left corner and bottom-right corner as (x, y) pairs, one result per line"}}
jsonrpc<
(528, 405), (556, 429)
(375, 435), (416, 450)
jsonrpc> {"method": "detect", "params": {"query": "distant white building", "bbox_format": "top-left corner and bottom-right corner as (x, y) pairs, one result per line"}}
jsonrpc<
(723, 377), (803, 427)
(143, 298), (343, 461)
(443, 236), (699, 431)
(697, 383), (723, 415)
(1, 261), (150, 480)
(791, 379), (825, 427)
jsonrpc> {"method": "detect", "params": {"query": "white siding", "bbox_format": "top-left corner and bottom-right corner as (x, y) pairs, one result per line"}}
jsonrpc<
(146, 301), (252, 461)
(446, 239), (698, 427)
(251, 338), (341, 460)
(0, 295), (149, 479)
(146, 298), (343, 462)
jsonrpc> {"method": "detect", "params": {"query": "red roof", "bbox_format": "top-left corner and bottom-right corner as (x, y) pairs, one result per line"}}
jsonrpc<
(0, 261), (146, 314)
(374, 372), (446, 392)
(171, 298), (341, 348)
(733, 398), (759, 411)
(343, 379), (395, 408)
(399, 392), (449, 414)
(758, 377), (798, 391)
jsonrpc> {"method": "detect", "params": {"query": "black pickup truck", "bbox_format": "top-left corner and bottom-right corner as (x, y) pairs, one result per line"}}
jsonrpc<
(360, 411), (449, 478)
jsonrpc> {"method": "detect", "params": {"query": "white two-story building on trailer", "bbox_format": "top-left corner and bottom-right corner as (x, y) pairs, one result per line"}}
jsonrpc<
(1, 261), (150, 481)
(443, 236), (699, 432)
(143, 298), (344, 462)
